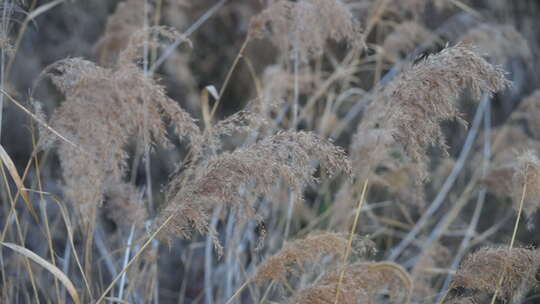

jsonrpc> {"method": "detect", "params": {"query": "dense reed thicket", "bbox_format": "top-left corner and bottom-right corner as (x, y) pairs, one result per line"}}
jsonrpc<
(0, 0), (540, 303)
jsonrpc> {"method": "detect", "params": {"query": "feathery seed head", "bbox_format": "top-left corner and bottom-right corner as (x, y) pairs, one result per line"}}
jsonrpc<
(251, 0), (362, 60)
(386, 43), (510, 180)
(452, 247), (540, 301)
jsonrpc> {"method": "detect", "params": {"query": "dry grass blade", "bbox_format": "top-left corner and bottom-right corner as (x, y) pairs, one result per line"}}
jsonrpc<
(95, 212), (176, 304)
(21, 189), (95, 298)
(0, 144), (38, 221)
(5, 0), (67, 76)
(25, 0), (65, 21)
(0, 242), (81, 304)
(0, 89), (77, 148)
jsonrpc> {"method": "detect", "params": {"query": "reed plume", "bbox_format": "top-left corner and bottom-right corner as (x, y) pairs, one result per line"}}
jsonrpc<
(513, 90), (540, 139)
(460, 23), (531, 64)
(383, 22), (434, 62)
(94, 0), (149, 66)
(40, 28), (200, 219)
(157, 131), (352, 252)
(513, 150), (540, 221)
(250, 0), (362, 60)
(291, 261), (412, 304)
(368, 44), (509, 181)
(451, 246), (540, 301)
(254, 232), (373, 284)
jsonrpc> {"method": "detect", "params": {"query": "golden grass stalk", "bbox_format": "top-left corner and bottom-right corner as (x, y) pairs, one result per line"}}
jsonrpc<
(334, 179), (368, 304)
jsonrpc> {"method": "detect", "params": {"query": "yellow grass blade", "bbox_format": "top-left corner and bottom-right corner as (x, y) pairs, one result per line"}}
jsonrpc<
(0, 242), (81, 304)
(334, 179), (369, 304)
(0, 144), (38, 221)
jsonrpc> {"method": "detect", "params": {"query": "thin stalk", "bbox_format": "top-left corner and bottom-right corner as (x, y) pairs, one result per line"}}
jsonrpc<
(143, 0), (155, 215)
(224, 212), (237, 300)
(224, 280), (250, 304)
(30, 124), (61, 302)
(95, 213), (176, 304)
(489, 163), (528, 304)
(60, 238), (72, 303)
(209, 35), (250, 121)
(0, 0), (10, 143)
(117, 225), (136, 301)
(4, 0), (38, 78)
(204, 207), (222, 304)
(334, 179), (369, 304)
(283, 192), (295, 240)
(0, 166), (40, 303)
(291, 40), (299, 129)
(150, 0), (227, 73)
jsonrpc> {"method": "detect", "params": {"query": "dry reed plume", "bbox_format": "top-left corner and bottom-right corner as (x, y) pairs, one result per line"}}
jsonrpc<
(451, 247), (540, 302)
(411, 243), (451, 301)
(460, 23), (531, 64)
(157, 131), (352, 252)
(513, 150), (540, 220)
(254, 232), (374, 283)
(250, 0), (362, 60)
(291, 261), (413, 304)
(383, 22), (434, 62)
(484, 92), (540, 222)
(3, 1), (540, 303)
(40, 28), (200, 219)
(513, 90), (540, 139)
(377, 44), (508, 181)
(95, 0), (149, 66)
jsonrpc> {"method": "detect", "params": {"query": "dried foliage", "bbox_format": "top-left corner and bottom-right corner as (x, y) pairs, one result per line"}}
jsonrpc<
(513, 90), (540, 140)
(351, 43), (509, 210)
(0, 30), (13, 57)
(157, 131), (352, 252)
(254, 232), (374, 283)
(351, 0), (431, 23)
(383, 22), (434, 62)
(351, 122), (395, 181)
(460, 23), (531, 64)
(203, 107), (269, 154)
(451, 247), (540, 301)
(484, 106), (540, 224)
(383, 44), (509, 180)
(103, 183), (146, 229)
(250, 0), (362, 59)
(483, 126), (539, 196)
(353, 123), (425, 205)
(291, 261), (413, 304)
(259, 64), (321, 113)
(94, 0), (149, 66)
(5, 0), (540, 303)
(513, 150), (540, 220)
(444, 297), (477, 304)
(41, 31), (200, 218)
(411, 243), (451, 301)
